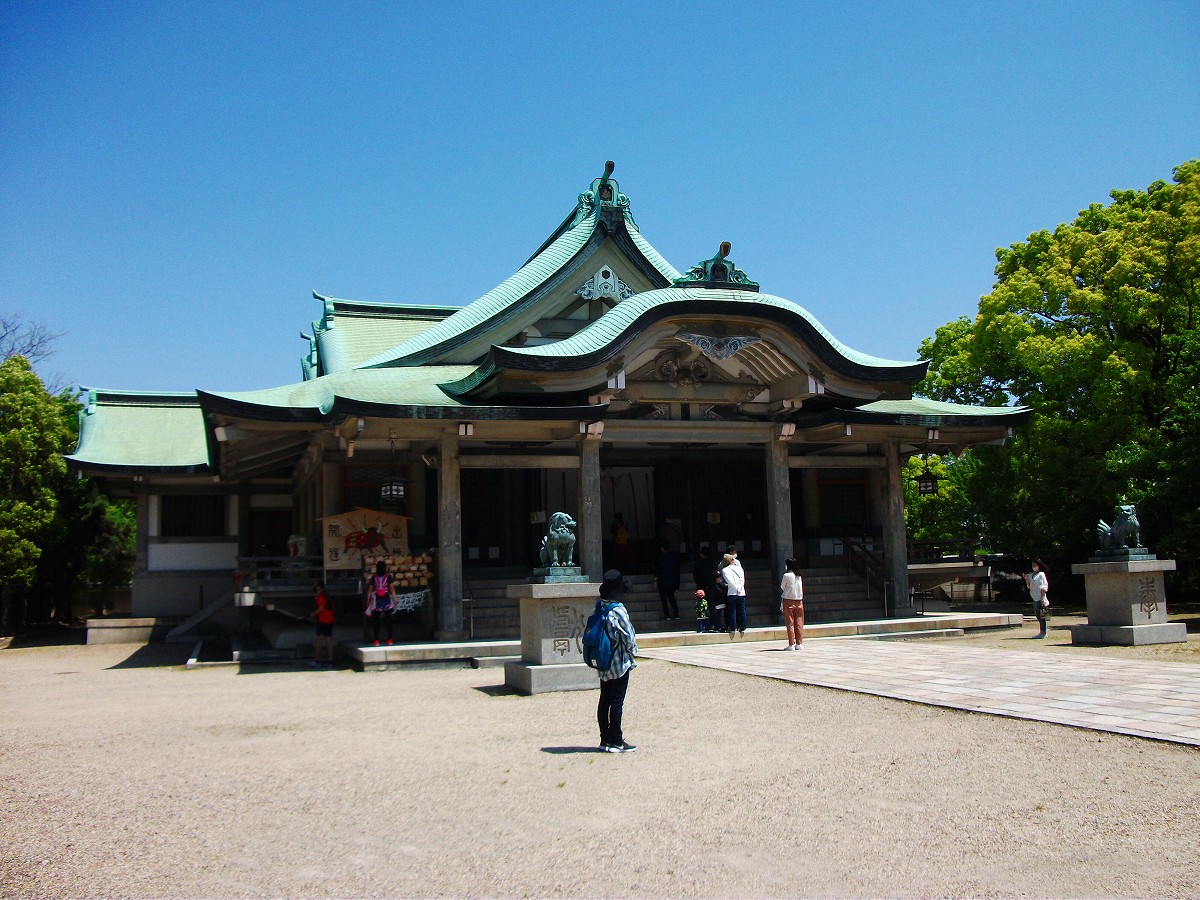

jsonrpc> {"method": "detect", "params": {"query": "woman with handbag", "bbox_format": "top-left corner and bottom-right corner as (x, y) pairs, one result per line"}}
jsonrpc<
(1024, 558), (1050, 639)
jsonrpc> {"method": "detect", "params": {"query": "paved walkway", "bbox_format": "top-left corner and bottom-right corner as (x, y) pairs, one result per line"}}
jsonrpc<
(639, 638), (1200, 746)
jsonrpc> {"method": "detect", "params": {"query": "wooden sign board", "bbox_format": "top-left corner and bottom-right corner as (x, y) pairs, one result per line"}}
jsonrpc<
(319, 508), (409, 571)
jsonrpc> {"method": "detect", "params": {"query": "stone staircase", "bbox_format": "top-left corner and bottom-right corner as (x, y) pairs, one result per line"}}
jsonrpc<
(461, 566), (883, 640)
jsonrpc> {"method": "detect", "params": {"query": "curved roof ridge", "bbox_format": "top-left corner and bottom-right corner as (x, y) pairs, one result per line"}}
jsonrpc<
(497, 287), (922, 370)
(626, 216), (681, 281)
(357, 207), (600, 369)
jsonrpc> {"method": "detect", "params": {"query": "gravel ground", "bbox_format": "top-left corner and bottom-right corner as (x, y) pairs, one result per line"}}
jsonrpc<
(2, 640), (1198, 899)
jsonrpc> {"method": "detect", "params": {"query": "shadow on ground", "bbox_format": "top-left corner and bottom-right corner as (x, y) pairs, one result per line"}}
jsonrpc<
(107, 644), (192, 669)
(2, 622), (87, 649)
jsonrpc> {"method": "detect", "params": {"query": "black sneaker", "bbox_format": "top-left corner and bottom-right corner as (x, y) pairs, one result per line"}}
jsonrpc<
(614, 741), (637, 753)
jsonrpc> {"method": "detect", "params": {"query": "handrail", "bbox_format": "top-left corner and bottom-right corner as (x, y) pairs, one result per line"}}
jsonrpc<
(906, 540), (978, 563)
(843, 537), (891, 614)
(235, 555), (325, 591)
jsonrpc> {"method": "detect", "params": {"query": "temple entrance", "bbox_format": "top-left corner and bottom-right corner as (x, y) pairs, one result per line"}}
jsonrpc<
(460, 469), (539, 569)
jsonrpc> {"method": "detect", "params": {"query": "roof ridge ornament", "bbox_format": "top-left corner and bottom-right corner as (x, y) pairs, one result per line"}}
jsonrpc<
(574, 160), (632, 228)
(673, 241), (760, 291)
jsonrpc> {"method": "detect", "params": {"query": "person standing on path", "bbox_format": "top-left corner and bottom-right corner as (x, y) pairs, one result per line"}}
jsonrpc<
(652, 540), (681, 620)
(1024, 558), (1050, 639)
(721, 549), (747, 636)
(780, 556), (804, 649)
(597, 569), (638, 753)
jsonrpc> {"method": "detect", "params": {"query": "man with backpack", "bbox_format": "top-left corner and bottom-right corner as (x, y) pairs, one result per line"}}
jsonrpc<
(593, 569), (638, 753)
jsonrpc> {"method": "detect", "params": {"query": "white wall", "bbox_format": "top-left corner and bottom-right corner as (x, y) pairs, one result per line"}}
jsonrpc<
(147, 541), (238, 571)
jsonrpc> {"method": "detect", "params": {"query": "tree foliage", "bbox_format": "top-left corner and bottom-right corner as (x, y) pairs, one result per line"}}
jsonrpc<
(0, 337), (136, 634)
(915, 161), (1199, 589)
(0, 355), (71, 631)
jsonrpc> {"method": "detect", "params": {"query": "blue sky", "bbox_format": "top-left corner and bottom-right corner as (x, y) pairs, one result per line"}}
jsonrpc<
(2, 1), (1197, 393)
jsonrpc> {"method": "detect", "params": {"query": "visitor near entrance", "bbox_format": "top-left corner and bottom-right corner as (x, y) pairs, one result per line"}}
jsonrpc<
(722, 548), (747, 636)
(610, 512), (631, 569)
(365, 561), (396, 646)
(1024, 559), (1050, 639)
(596, 570), (638, 753)
(693, 589), (708, 633)
(693, 546), (721, 632)
(780, 557), (804, 649)
(310, 583), (335, 666)
(651, 540), (681, 620)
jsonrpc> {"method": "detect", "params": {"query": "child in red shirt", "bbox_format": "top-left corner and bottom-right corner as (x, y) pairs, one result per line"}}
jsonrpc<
(310, 583), (335, 666)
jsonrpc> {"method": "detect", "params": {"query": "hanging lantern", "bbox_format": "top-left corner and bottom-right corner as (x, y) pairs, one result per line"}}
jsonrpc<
(380, 477), (406, 506)
(916, 471), (939, 496)
(379, 432), (407, 508)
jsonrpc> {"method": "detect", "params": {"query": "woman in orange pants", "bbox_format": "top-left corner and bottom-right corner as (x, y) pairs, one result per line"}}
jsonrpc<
(780, 556), (805, 649)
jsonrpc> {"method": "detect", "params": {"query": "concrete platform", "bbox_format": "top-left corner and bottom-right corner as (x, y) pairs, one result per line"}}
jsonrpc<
(338, 612), (1020, 670)
(1070, 622), (1189, 646)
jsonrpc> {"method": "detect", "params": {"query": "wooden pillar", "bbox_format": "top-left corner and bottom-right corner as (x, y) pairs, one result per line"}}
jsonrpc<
(437, 431), (466, 638)
(135, 482), (150, 573)
(237, 486), (251, 557)
(578, 438), (602, 580)
(883, 439), (911, 615)
(766, 437), (793, 618)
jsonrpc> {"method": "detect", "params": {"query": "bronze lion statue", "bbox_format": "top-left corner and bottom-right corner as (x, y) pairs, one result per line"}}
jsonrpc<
(539, 511), (577, 567)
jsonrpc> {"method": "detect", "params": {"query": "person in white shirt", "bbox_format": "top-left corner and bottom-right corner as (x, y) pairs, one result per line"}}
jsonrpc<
(780, 556), (804, 649)
(721, 548), (747, 636)
(1024, 558), (1050, 639)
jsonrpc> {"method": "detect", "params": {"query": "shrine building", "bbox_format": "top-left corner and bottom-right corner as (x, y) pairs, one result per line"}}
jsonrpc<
(68, 162), (1028, 642)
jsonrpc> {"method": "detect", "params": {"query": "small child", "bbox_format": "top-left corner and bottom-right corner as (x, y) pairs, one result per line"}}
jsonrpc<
(310, 583), (335, 666)
(694, 589), (709, 633)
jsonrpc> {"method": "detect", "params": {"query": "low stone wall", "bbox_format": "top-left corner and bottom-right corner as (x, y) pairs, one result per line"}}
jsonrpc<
(86, 617), (178, 645)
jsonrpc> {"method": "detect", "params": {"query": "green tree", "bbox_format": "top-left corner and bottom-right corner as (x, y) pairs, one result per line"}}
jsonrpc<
(917, 161), (1200, 588)
(0, 355), (72, 633)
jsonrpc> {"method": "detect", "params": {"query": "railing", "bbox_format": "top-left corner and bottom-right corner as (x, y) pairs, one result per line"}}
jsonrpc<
(235, 556), (325, 592)
(843, 537), (892, 616)
(907, 540), (978, 564)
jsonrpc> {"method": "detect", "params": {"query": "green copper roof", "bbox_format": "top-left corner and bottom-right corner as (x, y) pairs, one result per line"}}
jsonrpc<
(489, 286), (925, 376)
(857, 398), (1028, 418)
(204, 367), (480, 417)
(198, 366), (599, 422)
(308, 294), (457, 377)
(68, 390), (211, 472)
(357, 165), (681, 370)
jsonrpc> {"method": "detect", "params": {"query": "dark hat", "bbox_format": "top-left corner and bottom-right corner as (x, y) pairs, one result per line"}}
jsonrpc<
(600, 569), (627, 599)
(725, 545), (738, 555)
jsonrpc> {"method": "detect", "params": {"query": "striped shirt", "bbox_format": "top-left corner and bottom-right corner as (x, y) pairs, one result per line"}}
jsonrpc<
(600, 602), (638, 682)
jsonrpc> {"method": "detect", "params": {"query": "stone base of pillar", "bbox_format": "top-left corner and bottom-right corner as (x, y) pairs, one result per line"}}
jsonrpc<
(434, 629), (469, 642)
(503, 581), (603, 696)
(1070, 622), (1187, 646)
(1070, 557), (1184, 646)
(503, 661), (597, 694)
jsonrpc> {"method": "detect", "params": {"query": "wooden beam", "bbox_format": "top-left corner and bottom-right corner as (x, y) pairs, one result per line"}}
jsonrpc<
(788, 456), (886, 468)
(459, 455), (579, 469)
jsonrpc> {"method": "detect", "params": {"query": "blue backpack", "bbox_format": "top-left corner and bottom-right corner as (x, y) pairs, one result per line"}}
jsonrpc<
(582, 600), (617, 670)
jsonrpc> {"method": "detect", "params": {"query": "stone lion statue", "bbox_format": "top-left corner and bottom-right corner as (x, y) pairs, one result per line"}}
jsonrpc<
(1098, 503), (1141, 550)
(539, 511), (577, 567)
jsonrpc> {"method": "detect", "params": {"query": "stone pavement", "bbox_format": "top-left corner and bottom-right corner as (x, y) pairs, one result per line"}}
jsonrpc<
(639, 637), (1200, 746)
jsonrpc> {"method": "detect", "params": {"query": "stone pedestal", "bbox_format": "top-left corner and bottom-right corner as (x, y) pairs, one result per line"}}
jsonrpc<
(1070, 558), (1186, 646)
(503, 581), (602, 694)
